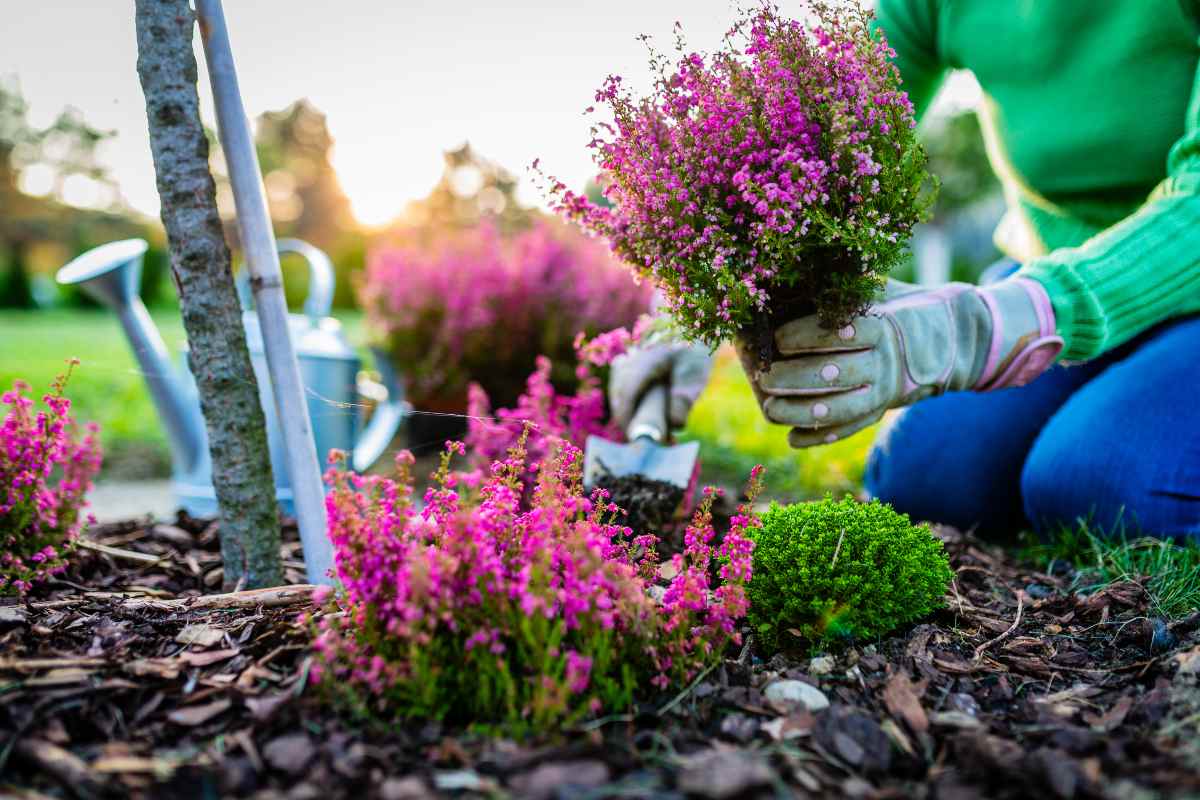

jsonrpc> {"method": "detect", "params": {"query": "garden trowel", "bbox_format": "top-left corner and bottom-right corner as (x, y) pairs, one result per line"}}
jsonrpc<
(584, 384), (700, 490)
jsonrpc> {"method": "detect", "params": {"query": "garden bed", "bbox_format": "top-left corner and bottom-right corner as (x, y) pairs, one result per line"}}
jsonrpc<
(3, 515), (1200, 799)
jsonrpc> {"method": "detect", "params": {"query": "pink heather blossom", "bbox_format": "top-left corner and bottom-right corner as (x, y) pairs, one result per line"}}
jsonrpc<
(465, 350), (618, 493)
(361, 217), (653, 408)
(308, 431), (763, 731)
(541, 2), (930, 345)
(1, 364), (102, 596)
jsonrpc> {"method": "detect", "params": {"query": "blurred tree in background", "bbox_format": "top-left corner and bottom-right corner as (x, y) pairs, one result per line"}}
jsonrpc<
(899, 109), (1005, 285)
(210, 100), (364, 308)
(923, 109), (1000, 218)
(378, 142), (536, 244)
(0, 79), (166, 309)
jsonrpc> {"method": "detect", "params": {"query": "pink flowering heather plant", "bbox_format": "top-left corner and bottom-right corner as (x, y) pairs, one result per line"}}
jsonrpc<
(466, 354), (618, 488)
(361, 217), (653, 410)
(309, 434), (763, 732)
(464, 319), (651, 489)
(546, 2), (932, 349)
(1, 363), (102, 596)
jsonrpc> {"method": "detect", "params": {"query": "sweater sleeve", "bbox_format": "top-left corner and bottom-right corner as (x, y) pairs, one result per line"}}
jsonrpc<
(872, 0), (947, 122)
(1016, 47), (1200, 361)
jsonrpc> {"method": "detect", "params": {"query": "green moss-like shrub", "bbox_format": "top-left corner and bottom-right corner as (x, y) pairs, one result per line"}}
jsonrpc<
(748, 495), (952, 650)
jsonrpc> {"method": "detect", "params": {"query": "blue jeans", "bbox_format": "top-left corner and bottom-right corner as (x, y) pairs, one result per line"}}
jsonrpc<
(864, 280), (1200, 540)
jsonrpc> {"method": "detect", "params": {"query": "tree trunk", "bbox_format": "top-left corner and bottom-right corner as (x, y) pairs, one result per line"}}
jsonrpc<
(134, 0), (283, 590)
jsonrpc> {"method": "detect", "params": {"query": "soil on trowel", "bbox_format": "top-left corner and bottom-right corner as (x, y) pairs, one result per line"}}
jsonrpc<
(593, 473), (686, 536)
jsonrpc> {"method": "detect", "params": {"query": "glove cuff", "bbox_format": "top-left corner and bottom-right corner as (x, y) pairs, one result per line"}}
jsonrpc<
(973, 278), (1064, 391)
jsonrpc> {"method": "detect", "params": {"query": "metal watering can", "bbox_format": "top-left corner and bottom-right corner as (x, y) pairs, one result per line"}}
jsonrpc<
(56, 238), (408, 517)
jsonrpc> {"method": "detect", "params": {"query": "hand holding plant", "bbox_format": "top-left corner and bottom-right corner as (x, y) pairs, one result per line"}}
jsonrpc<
(546, 1), (932, 355)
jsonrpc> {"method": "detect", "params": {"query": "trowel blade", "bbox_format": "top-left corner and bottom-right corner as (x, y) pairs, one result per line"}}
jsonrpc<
(583, 435), (700, 490)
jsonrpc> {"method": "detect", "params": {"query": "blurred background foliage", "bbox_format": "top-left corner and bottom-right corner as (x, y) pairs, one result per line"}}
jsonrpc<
(0, 74), (1002, 496)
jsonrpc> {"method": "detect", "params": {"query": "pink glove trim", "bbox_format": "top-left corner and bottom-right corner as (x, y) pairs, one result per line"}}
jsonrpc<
(975, 278), (1064, 391)
(977, 288), (1006, 390)
(1017, 277), (1057, 336)
(980, 336), (1064, 390)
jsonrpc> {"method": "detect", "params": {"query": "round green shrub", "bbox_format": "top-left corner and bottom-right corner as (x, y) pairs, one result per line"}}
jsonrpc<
(748, 495), (953, 650)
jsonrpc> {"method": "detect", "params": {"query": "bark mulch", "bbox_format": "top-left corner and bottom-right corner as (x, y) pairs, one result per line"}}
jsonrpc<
(3, 517), (1200, 799)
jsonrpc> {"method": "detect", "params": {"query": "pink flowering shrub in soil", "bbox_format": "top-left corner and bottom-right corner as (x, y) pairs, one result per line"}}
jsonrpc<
(465, 352), (619, 490)
(1, 363), (102, 595)
(545, 2), (932, 353)
(309, 434), (763, 733)
(465, 331), (700, 531)
(361, 217), (652, 412)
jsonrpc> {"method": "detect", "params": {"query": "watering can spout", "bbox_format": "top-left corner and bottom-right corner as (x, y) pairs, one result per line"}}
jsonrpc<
(56, 240), (205, 474)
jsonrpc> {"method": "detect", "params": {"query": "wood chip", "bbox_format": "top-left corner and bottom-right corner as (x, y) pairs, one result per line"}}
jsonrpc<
(125, 658), (181, 680)
(76, 539), (165, 564)
(175, 623), (225, 648)
(0, 605), (29, 625)
(166, 697), (232, 726)
(15, 739), (103, 799)
(24, 667), (95, 687)
(91, 755), (176, 776)
(0, 657), (107, 672)
(179, 648), (239, 667)
(882, 670), (928, 735)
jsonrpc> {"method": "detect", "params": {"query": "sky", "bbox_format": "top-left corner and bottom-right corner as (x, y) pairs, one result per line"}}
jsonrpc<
(1, 1), (979, 227)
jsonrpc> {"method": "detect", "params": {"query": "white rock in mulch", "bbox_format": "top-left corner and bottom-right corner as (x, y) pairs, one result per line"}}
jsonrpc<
(379, 776), (434, 800)
(929, 710), (984, 730)
(764, 679), (830, 713)
(808, 655), (837, 676)
(434, 770), (485, 792)
(508, 760), (610, 800)
(262, 733), (316, 776)
(0, 606), (28, 626)
(677, 748), (775, 800)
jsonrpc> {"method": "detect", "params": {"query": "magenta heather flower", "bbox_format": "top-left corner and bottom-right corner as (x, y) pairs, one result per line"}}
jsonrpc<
(309, 434), (762, 732)
(465, 351), (619, 491)
(361, 217), (653, 408)
(1, 363), (102, 596)
(543, 2), (932, 345)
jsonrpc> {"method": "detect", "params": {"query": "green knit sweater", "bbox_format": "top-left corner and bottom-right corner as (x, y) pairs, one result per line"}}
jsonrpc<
(875, 0), (1200, 360)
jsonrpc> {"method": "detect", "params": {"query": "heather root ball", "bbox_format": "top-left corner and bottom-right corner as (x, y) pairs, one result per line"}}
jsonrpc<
(748, 495), (952, 650)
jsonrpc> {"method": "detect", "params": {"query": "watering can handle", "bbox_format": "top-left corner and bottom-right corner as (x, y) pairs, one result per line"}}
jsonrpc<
(352, 347), (410, 472)
(236, 238), (335, 322)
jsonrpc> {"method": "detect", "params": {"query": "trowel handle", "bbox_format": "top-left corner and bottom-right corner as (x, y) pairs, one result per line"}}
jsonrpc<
(627, 383), (668, 443)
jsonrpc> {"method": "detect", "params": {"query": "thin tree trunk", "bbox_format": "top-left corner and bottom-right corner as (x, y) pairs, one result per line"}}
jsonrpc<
(134, 0), (283, 589)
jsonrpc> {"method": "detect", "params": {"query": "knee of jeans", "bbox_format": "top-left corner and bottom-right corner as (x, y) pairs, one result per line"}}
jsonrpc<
(1021, 438), (1135, 536)
(863, 431), (945, 519)
(863, 436), (907, 507)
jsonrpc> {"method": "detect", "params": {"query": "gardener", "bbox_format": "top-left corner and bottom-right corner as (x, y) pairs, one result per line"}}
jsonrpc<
(611, 0), (1200, 539)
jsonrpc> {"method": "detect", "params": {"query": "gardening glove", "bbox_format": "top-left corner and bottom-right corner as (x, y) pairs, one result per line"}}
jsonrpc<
(746, 277), (1063, 448)
(609, 336), (714, 434)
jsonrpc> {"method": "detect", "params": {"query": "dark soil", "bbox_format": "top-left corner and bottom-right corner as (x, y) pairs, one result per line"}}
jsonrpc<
(742, 247), (874, 371)
(4, 517), (1200, 799)
(593, 474), (686, 537)
(403, 412), (470, 457)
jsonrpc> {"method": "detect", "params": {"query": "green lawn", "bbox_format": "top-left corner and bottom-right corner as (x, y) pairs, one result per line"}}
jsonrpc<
(1021, 522), (1200, 620)
(0, 309), (184, 478)
(0, 309), (366, 479)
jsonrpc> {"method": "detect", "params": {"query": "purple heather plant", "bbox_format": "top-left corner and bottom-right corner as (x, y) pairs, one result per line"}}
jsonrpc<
(1, 363), (102, 596)
(544, 1), (932, 346)
(466, 354), (618, 488)
(309, 435), (763, 732)
(361, 217), (653, 409)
